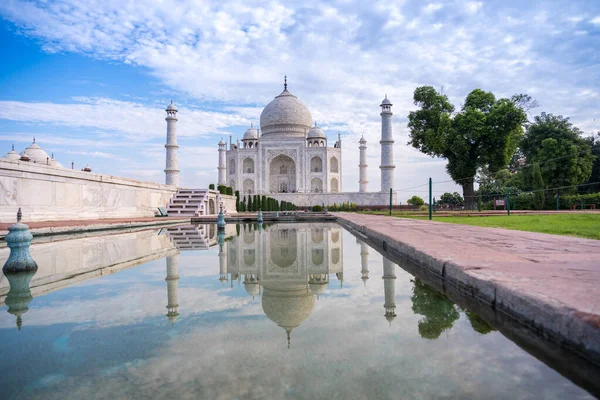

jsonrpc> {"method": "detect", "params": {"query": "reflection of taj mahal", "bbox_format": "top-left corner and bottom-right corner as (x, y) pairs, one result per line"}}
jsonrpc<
(220, 223), (344, 346)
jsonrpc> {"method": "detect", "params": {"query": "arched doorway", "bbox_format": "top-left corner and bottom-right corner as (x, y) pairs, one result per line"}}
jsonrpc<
(243, 179), (254, 194)
(311, 177), (323, 193)
(243, 157), (254, 174)
(310, 156), (322, 173)
(330, 177), (339, 193)
(269, 154), (296, 193)
(330, 157), (339, 173)
(209, 199), (216, 215)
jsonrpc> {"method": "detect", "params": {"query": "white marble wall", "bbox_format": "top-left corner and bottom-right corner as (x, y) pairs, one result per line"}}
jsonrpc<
(0, 160), (177, 222)
(269, 191), (397, 207)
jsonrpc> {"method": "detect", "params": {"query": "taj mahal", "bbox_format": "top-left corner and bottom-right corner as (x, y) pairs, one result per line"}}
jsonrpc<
(166, 77), (399, 207)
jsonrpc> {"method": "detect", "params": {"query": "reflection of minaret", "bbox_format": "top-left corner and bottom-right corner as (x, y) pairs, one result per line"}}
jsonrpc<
(4, 270), (36, 330)
(165, 254), (180, 325)
(218, 231), (228, 285)
(382, 257), (397, 325)
(359, 240), (369, 286)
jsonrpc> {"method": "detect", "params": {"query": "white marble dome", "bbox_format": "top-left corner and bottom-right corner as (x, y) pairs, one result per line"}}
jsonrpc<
(4, 146), (19, 161)
(307, 122), (326, 139)
(243, 123), (259, 140)
(262, 284), (315, 335)
(20, 140), (52, 164)
(166, 101), (177, 111)
(260, 89), (313, 137)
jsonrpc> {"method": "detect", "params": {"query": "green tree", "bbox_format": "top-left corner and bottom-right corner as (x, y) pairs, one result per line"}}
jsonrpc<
(438, 192), (464, 206)
(530, 162), (545, 210)
(408, 87), (528, 208)
(407, 195), (425, 207)
(235, 190), (240, 211)
(465, 310), (496, 335)
(411, 279), (460, 340)
(521, 113), (595, 192)
(581, 133), (600, 193)
(248, 195), (253, 212)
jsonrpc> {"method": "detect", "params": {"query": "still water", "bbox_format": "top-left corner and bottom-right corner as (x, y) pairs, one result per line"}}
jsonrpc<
(0, 223), (596, 399)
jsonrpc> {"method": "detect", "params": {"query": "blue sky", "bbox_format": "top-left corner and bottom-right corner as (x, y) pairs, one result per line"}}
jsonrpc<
(0, 0), (599, 198)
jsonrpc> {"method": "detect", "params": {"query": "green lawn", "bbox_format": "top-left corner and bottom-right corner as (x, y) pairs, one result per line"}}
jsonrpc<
(434, 214), (600, 239)
(359, 212), (600, 239)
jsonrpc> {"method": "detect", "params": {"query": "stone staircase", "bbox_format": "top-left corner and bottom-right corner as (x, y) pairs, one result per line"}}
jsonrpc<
(166, 189), (225, 217)
(165, 225), (214, 250)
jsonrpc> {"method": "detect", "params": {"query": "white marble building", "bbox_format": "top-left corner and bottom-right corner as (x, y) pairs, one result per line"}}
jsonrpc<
(216, 78), (397, 207)
(221, 78), (342, 195)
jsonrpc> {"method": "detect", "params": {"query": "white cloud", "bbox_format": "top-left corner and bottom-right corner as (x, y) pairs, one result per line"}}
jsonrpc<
(464, 1), (483, 14)
(591, 15), (600, 25)
(423, 3), (444, 14)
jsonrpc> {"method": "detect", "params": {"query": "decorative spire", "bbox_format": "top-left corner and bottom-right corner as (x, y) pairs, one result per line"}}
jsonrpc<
(250, 122), (253, 128)
(284, 75), (287, 90)
(11, 144), (14, 151)
(314, 121), (317, 127)
(33, 137), (35, 144)
(17, 207), (22, 223)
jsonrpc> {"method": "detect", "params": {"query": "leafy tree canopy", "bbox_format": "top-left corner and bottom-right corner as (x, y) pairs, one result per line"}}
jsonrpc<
(408, 86), (529, 208)
(521, 113), (595, 192)
(407, 195), (425, 207)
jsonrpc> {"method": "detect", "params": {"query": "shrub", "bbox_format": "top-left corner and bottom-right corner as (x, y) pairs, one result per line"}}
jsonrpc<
(209, 184), (215, 190)
(312, 205), (323, 212)
(226, 186), (233, 195)
(407, 195), (425, 207)
(419, 205), (428, 212)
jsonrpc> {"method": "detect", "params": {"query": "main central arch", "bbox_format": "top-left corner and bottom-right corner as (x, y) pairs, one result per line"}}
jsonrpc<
(269, 154), (296, 193)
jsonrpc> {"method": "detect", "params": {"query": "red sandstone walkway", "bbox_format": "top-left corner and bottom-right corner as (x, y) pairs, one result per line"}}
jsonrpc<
(335, 213), (600, 362)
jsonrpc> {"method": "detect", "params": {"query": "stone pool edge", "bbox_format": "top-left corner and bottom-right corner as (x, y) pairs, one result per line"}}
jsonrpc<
(0, 218), (191, 240)
(334, 212), (600, 366)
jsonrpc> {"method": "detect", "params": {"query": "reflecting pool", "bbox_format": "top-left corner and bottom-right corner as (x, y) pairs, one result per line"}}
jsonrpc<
(0, 223), (597, 399)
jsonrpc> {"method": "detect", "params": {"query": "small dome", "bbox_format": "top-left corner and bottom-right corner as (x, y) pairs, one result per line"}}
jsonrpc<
(260, 86), (313, 137)
(82, 165), (92, 172)
(166, 101), (178, 111)
(4, 146), (19, 161)
(381, 95), (392, 106)
(243, 123), (259, 140)
(359, 135), (366, 144)
(20, 139), (52, 164)
(218, 139), (226, 146)
(244, 282), (261, 297)
(307, 122), (326, 139)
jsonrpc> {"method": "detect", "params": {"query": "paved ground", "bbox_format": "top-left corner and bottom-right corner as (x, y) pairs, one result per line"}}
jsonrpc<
(0, 217), (189, 239)
(335, 212), (600, 363)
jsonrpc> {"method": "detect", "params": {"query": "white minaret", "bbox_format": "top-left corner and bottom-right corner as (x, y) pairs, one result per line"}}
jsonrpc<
(165, 253), (180, 325)
(218, 139), (226, 186)
(357, 238), (370, 286)
(382, 256), (397, 325)
(379, 95), (395, 192)
(358, 135), (368, 193)
(165, 102), (180, 186)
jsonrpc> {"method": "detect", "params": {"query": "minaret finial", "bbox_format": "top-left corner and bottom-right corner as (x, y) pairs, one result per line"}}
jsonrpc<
(287, 329), (291, 349)
(17, 207), (22, 223)
(11, 144), (14, 151)
(284, 75), (287, 90)
(33, 137), (35, 144)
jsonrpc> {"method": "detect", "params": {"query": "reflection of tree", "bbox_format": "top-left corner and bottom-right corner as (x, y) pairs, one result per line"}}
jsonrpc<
(465, 310), (496, 335)
(411, 279), (459, 339)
